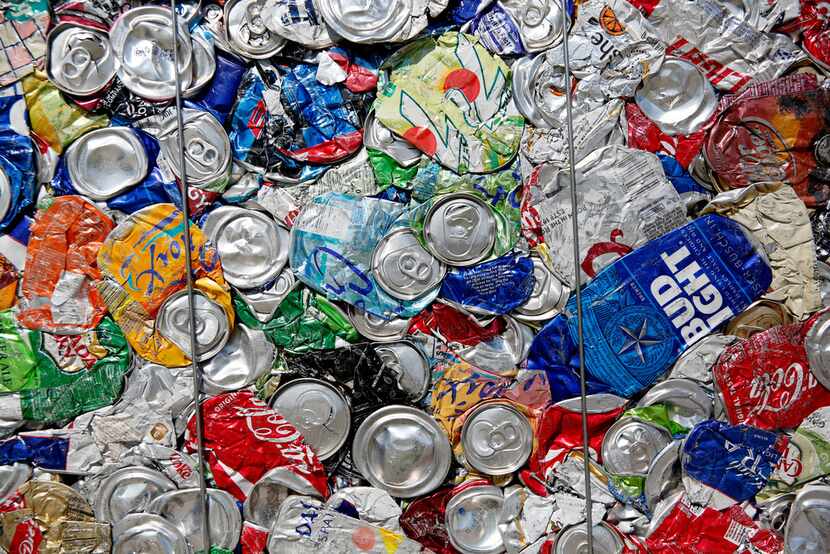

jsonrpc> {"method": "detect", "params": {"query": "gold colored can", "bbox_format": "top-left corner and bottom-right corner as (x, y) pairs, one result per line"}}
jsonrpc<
(725, 299), (795, 339)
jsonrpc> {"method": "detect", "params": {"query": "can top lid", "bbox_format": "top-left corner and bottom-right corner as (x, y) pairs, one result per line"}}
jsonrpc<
(637, 378), (713, 428)
(147, 488), (242, 552)
(94, 466), (177, 523)
(364, 110), (423, 167)
(201, 324), (276, 392)
(47, 22), (117, 97)
(514, 256), (570, 320)
(374, 341), (432, 402)
(553, 522), (624, 554)
(66, 127), (149, 201)
(347, 305), (411, 342)
(601, 417), (672, 476)
(460, 401), (533, 476)
(316, 0), (414, 44)
(445, 484), (505, 554)
(112, 513), (189, 554)
(160, 110), (232, 186)
(225, 0), (287, 59)
(156, 289), (231, 362)
(423, 193), (497, 267)
(373, 227), (446, 301)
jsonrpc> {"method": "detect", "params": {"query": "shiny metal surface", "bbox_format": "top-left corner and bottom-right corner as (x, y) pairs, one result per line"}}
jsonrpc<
(148, 488), (241, 552)
(805, 310), (830, 391)
(670, 334), (738, 384)
(156, 289), (231, 361)
(262, 0), (334, 48)
(374, 341), (431, 402)
(456, 316), (533, 374)
(159, 109), (232, 187)
(460, 402), (533, 475)
(600, 417), (672, 476)
(424, 193), (497, 266)
(501, 0), (566, 52)
(347, 305), (411, 342)
(47, 23), (116, 97)
(552, 522), (623, 554)
(445, 485), (505, 554)
(363, 110), (422, 167)
(236, 268), (297, 323)
(514, 256), (570, 321)
(202, 205), (289, 289)
(184, 33), (216, 98)
(0, 166), (12, 224)
(316, 0), (421, 43)
(270, 378), (351, 461)
(201, 324), (275, 391)
(554, 393), (627, 413)
(643, 440), (682, 511)
(94, 466), (177, 523)
(373, 227), (446, 300)
(225, 0), (287, 59)
(110, 6), (193, 101)
(352, 405), (452, 498)
(637, 378), (713, 428)
(65, 127), (149, 201)
(112, 513), (189, 554)
(0, 463), (31, 501)
(815, 135), (830, 167)
(244, 467), (323, 529)
(784, 485), (830, 554)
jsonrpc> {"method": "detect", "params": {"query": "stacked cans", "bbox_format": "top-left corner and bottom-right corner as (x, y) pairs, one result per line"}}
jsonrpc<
(0, 0), (829, 552)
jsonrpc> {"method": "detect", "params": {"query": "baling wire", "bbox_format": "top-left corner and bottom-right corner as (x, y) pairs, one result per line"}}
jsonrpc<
(169, 2), (212, 551)
(559, 0), (595, 549)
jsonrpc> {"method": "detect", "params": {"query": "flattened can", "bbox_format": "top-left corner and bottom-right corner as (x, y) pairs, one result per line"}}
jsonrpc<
(372, 227), (446, 301)
(601, 417), (672, 477)
(423, 192), (497, 267)
(156, 289), (231, 362)
(65, 127), (149, 200)
(347, 305), (411, 343)
(225, 0), (287, 59)
(552, 522), (623, 554)
(459, 401), (533, 476)
(444, 484), (504, 554)
(46, 22), (116, 97)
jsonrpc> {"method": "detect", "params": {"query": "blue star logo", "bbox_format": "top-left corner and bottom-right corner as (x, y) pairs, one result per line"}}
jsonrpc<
(617, 319), (661, 364)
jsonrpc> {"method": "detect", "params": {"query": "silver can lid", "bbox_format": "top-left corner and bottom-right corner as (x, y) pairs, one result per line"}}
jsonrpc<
(553, 522), (624, 554)
(112, 512), (189, 554)
(758, 493), (795, 534)
(804, 310), (830, 391)
(147, 488), (242, 552)
(456, 316), (534, 375)
(316, 0), (416, 43)
(643, 440), (682, 511)
(262, 0), (334, 48)
(225, 0), (287, 59)
(202, 205), (289, 289)
(244, 466), (323, 529)
(66, 127), (149, 201)
(159, 109), (232, 187)
(423, 193), (497, 267)
(94, 466), (177, 523)
(372, 227), (446, 301)
(347, 305), (411, 342)
(109, 6), (193, 101)
(634, 57), (717, 136)
(600, 417), (672, 476)
(271, 378), (351, 461)
(184, 34), (217, 98)
(554, 394), (628, 414)
(236, 268), (297, 323)
(201, 324), (276, 391)
(0, 463), (31, 501)
(511, 55), (551, 129)
(500, 0), (566, 52)
(460, 401), (533, 476)
(636, 378), (713, 428)
(0, 165), (11, 224)
(514, 256), (570, 321)
(445, 484), (505, 554)
(815, 135), (830, 167)
(670, 333), (739, 384)
(352, 405), (451, 498)
(374, 341), (431, 402)
(47, 23), (116, 97)
(156, 289), (231, 362)
(784, 484), (830, 554)
(363, 110), (423, 168)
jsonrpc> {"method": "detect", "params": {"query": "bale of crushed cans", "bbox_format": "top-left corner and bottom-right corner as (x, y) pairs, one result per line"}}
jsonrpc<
(0, 0), (829, 552)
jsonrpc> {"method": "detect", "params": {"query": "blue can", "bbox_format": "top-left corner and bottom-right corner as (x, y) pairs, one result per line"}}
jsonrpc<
(0, 434), (69, 471)
(0, 94), (36, 232)
(440, 252), (535, 315)
(528, 214), (772, 398)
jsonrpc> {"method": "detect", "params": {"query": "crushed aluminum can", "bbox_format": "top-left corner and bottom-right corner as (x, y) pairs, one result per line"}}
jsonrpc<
(513, 256), (570, 323)
(235, 267), (297, 323)
(600, 417), (672, 477)
(324, 486), (403, 532)
(724, 299), (795, 339)
(316, 0), (448, 44)
(46, 22), (116, 98)
(156, 289), (232, 362)
(458, 400), (534, 476)
(346, 305), (411, 343)
(262, 0), (334, 49)
(147, 488), (242, 553)
(111, 512), (189, 554)
(64, 127), (149, 201)
(92, 466), (177, 523)
(636, 378), (713, 428)
(201, 324), (275, 391)
(374, 341), (432, 403)
(399, 487), (455, 554)
(634, 56), (718, 136)
(422, 192), (498, 267)
(224, 0), (287, 60)
(498, 486), (556, 553)
(445, 482), (505, 554)
(551, 521), (624, 554)
(372, 227), (446, 301)
(453, 315), (534, 376)
(643, 439), (682, 512)
(471, 0), (567, 56)
(243, 466), (323, 531)
(440, 253), (535, 316)
(363, 110), (422, 168)
(783, 483), (830, 553)
(757, 492), (795, 534)
(352, 405), (452, 498)
(109, 6), (193, 101)
(270, 377), (351, 461)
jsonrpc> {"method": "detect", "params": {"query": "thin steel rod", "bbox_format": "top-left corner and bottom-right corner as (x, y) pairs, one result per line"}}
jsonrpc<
(559, 0), (594, 549)
(169, 2), (212, 551)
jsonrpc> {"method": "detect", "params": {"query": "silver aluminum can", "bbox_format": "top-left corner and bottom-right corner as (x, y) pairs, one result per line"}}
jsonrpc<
(324, 486), (403, 532)
(201, 324), (275, 391)
(643, 440), (682, 512)
(270, 378), (351, 461)
(244, 466), (323, 530)
(236, 267), (297, 323)
(112, 513), (189, 554)
(157, 109), (232, 189)
(423, 193), (497, 267)
(499, 0), (567, 53)
(347, 305), (411, 343)
(363, 110), (422, 168)
(316, 0), (440, 44)
(373, 227), (446, 301)
(815, 135), (830, 168)
(552, 522), (623, 554)
(600, 417), (672, 477)
(758, 493), (795, 534)
(262, 0), (334, 48)
(460, 401), (533, 476)
(455, 316), (534, 375)
(202, 205), (289, 290)
(514, 256), (570, 322)
(93, 466), (177, 523)
(184, 34), (217, 98)
(147, 488), (242, 552)
(0, 166), (12, 225)
(47, 22), (117, 97)
(445, 484), (505, 554)
(636, 378), (713, 428)
(156, 289), (231, 362)
(0, 463), (31, 500)
(225, 0), (287, 59)
(65, 127), (149, 201)
(669, 334), (738, 384)
(784, 484), (830, 554)
(554, 393), (628, 413)
(374, 341), (431, 402)
(804, 310), (830, 391)
(109, 7), (193, 101)
(352, 405), (451, 498)
(634, 57), (718, 136)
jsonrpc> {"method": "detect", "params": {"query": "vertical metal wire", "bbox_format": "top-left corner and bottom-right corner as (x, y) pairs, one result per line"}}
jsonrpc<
(558, 0), (594, 549)
(169, 2), (212, 551)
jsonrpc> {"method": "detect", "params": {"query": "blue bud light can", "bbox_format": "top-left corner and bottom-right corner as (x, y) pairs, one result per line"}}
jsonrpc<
(440, 252), (535, 315)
